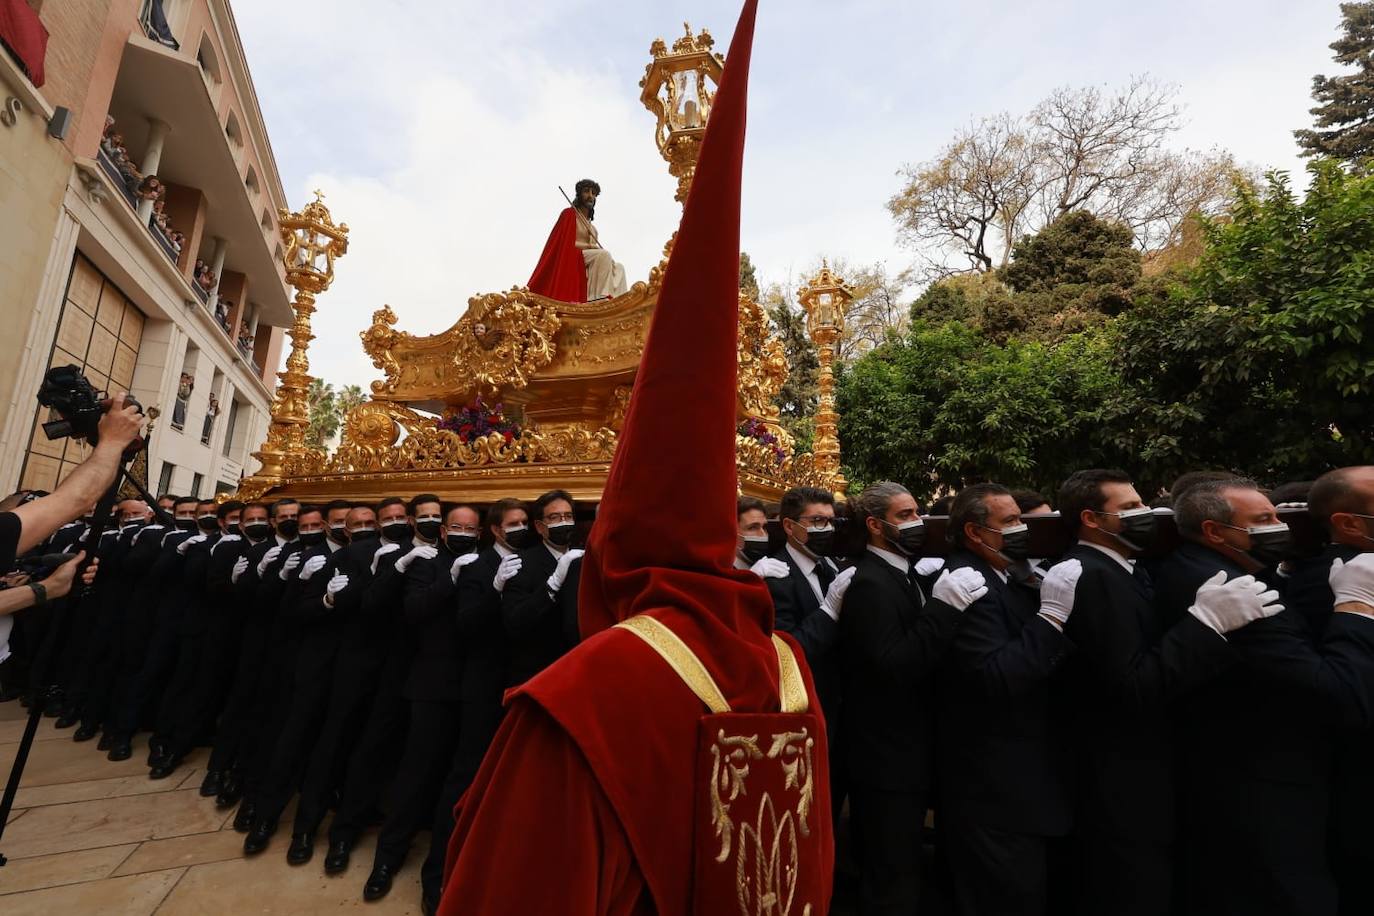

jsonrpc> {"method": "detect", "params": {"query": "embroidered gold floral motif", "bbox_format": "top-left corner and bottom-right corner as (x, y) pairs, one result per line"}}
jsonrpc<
(767, 729), (815, 839)
(711, 732), (763, 863)
(736, 792), (812, 916)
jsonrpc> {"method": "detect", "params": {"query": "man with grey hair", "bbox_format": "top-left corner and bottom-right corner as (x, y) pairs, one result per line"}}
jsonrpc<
(837, 480), (986, 913)
(1158, 476), (1374, 916)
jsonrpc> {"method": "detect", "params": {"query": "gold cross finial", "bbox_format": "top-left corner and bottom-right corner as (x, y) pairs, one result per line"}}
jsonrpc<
(312, 189), (325, 202)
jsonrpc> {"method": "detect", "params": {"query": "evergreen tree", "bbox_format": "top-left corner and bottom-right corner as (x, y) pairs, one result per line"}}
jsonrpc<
(1297, 2), (1374, 162)
(739, 251), (761, 301)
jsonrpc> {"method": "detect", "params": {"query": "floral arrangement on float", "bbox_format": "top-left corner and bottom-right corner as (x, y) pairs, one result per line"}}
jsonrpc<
(437, 396), (522, 445)
(738, 416), (786, 465)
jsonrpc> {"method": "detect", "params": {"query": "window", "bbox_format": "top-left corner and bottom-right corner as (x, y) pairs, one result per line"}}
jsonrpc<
(196, 34), (221, 86)
(157, 460), (175, 496)
(202, 372), (223, 445)
(222, 397), (240, 458)
(245, 165), (260, 196)
(190, 472), (203, 498)
(215, 480), (236, 495)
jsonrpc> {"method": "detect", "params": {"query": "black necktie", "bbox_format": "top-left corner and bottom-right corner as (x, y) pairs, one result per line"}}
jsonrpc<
(816, 560), (835, 596)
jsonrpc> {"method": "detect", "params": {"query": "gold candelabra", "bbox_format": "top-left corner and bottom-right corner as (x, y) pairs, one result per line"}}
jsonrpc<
(640, 23), (724, 203)
(797, 262), (853, 494)
(250, 192), (349, 482)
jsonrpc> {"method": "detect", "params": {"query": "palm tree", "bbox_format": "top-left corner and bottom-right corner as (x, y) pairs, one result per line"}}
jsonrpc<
(306, 379), (337, 449)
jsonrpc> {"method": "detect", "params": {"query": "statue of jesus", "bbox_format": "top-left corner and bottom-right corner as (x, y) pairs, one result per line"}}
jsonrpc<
(527, 178), (629, 302)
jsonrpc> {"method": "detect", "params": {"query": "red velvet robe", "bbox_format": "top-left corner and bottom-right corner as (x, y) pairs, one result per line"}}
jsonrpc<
(527, 207), (588, 302)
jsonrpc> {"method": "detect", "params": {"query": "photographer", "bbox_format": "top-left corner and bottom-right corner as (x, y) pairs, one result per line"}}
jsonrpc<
(0, 393), (144, 574)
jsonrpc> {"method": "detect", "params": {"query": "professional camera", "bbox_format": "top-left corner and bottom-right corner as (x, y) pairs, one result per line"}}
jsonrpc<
(37, 365), (143, 453)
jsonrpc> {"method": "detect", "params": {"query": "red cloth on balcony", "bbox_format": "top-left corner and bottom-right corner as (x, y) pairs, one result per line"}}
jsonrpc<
(0, 0), (48, 87)
(527, 207), (587, 302)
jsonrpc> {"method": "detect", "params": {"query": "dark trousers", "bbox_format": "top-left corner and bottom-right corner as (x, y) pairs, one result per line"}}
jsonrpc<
(167, 615), (242, 758)
(1336, 853), (1374, 916)
(1072, 832), (1171, 916)
(254, 673), (333, 825)
(241, 639), (301, 804)
(207, 616), (275, 775)
(372, 699), (461, 870)
(328, 686), (410, 847)
(419, 698), (506, 898)
(107, 617), (179, 739)
(292, 656), (382, 835)
(943, 812), (1049, 916)
(94, 597), (159, 730)
(848, 785), (927, 916)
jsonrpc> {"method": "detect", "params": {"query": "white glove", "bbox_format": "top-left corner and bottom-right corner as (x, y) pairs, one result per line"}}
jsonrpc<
(547, 548), (586, 592)
(134, 524), (165, 544)
(1330, 554), (1374, 609)
(1037, 558), (1082, 629)
(1187, 570), (1284, 634)
(299, 554), (328, 581)
(324, 573), (349, 607)
(494, 554), (523, 592)
(371, 542), (402, 575)
(750, 557), (789, 579)
(177, 534), (207, 555)
(395, 544), (438, 575)
(257, 545), (282, 577)
(231, 555), (250, 584)
(820, 566), (857, 621)
(451, 552), (481, 584)
(931, 567), (988, 611)
(914, 557), (945, 577)
(278, 551), (302, 581)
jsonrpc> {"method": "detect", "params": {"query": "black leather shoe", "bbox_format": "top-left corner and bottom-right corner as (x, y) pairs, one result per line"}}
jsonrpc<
(107, 738), (133, 761)
(421, 892), (439, 916)
(199, 770), (223, 798)
(73, 722), (99, 742)
(232, 800), (256, 833)
(363, 863), (397, 901)
(149, 756), (182, 780)
(243, 820), (276, 855)
(323, 840), (352, 875)
(54, 706), (78, 728)
(146, 739), (168, 768)
(215, 776), (243, 809)
(96, 730), (113, 751)
(286, 832), (314, 865)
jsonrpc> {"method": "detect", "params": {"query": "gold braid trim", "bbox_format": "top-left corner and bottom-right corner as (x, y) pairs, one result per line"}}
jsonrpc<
(771, 635), (809, 715)
(616, 616), (730, 714)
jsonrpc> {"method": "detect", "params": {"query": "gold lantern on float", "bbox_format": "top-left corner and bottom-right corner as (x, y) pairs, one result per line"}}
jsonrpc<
(797, 261), (853, 492)
(640, 23), (725, 203)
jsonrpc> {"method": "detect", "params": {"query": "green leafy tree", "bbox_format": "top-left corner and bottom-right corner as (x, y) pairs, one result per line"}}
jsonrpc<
(1115, 161), (1374, 483)
(1297, 3), (1374, 162)
(336, 383), (366, 419)
(306, 379), (338, 450)
(762, 282), (819, 452)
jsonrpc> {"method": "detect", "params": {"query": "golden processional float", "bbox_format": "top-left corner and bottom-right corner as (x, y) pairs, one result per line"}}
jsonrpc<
(235, 25), (850, 506)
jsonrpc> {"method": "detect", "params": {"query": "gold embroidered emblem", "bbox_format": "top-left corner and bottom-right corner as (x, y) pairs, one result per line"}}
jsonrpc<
(710, 731), (763, 862)
(767, 730), (815, 839)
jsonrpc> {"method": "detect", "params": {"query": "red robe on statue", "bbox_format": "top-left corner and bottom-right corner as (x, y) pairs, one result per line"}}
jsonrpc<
(440, 3), (833, 914)
(527, 207), (588, 302)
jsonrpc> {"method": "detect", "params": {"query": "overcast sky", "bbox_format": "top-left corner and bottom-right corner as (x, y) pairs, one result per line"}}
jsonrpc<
(233, 0), (1345, 390)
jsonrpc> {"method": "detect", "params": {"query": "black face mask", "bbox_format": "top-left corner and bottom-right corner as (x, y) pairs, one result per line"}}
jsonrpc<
(276, 518), (299, 539)
(802, 527), (836, 558)
(349, 528), (379, 543)
(175, 518), (198, 532)
(300, 531), (327, 548)
(446, 533), (479, 555)
(544, 522), (576, 548)
(995, 524), (1032, 561)
(504, 526), (535, 551)
(243, 522), (271, 541)
(1099, 508), (1158, 552)
(197, 516), (220, 533)
(329, 524), (350, 545)
(882, 520), (927, 556)
(416, 520), (443, 542)
(381, 521), (413, 543)
(740, 536), (771, 563)
(1243, 524), (1296, 565)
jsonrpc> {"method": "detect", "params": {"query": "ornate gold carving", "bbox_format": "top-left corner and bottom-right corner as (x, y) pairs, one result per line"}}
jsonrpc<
(737, 295), (789, 449)
(606, 385), (632, 432)
(798, 263), (854, 495)
(641, 24), (725, 203)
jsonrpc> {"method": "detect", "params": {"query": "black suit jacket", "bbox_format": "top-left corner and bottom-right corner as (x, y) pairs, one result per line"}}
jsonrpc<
(768, 547), (842, 721)
(936, 550), (1073, 835)
(403, 545), (464, 702)
(838, 549), (961, 794)
(502, 544), (575, 687)
(1061, 543), (1231, 843)
(456, 547), (510, 704)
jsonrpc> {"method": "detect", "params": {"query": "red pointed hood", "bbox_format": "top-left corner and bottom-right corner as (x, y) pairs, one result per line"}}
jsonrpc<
(577, 0), (779, 712)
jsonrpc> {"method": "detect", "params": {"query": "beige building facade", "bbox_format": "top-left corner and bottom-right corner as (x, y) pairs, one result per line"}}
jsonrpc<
(0, 0), (290, 498)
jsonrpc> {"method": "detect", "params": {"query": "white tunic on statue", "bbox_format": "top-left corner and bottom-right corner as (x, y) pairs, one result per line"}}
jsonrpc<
(576, 215), (628, 300)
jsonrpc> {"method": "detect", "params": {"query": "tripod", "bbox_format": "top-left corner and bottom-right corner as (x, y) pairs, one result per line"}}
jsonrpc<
(0, 447), (165, 865)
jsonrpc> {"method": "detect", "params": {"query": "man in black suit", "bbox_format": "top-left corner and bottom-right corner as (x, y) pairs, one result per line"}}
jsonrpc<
(1292, 467), (1374, 915)
(205, 497), (299, 806)
(244, 503), (376, 854)
(1055, 470), (1240, 915)
(362, 503), (481, 903)
(764, 486), (855, 815)
(1158, 477), (1374, 916)
(838, 481), (987, 915)
(935, 483), (1081, 915)
(502, 489), (582, 688)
